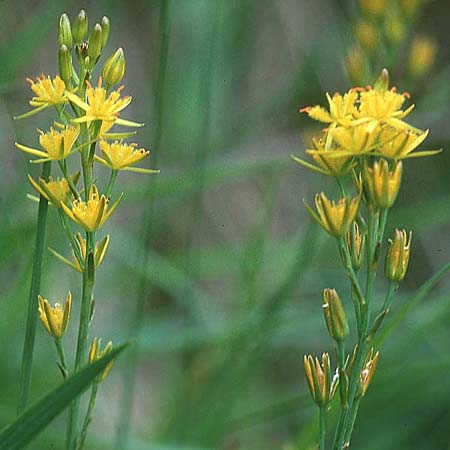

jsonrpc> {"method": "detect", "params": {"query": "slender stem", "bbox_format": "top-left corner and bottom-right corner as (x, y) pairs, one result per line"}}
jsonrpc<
(76, 383), (99, 450)
(58, 160), (80, 199)
(67, 232), (95, 450)
(343, 398), (361, 446)
(17, 161), (51, 413)
(332, 341), (348, 449)
(58, 210), (83, 266)
(319, 405), (327, 450)
(55, 338), (68, 379)
(105, 170), (118, 198)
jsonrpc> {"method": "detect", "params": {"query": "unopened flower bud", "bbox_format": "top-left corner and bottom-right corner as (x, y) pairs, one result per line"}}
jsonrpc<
(358, 0), (389, 18)
(323, 289), (349, 342)
(58, 44), (73, 85)
(385, 229), (412, 282)
(102, 48), (126, 86)
(374, 68), (389, 92)
(408, 36), (438, 79)
(357, 348), (379, 398)
(101, 16), (110, 49)
(58, 13), (72, 49)
(87, 23), (103, 64)
(73, 10), (88, 43)
(365, 159), (402, 209)
(304, 353), (337, 406)
(353, 19), (379, 53)
(346, 222), (365, 271)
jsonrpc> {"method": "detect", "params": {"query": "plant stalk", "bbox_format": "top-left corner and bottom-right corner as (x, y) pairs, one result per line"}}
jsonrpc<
(17, 160), (51, 413)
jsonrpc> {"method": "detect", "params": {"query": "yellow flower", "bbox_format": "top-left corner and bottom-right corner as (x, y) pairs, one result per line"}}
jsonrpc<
(365, 159), (402, 209)
(385, 229), (412, 282)
(358, 0), (389, 18)
(300, 90), (358, 127)
(303, 353), (337, 406)
(89, 337), (114, 381)
(95, 140), (158, 173)
(66, 78), (142, 127)
(292, 133), (355, 177)
(356, 87), (414, 129)
(305, 191), (361, 237)
(408, 35), (438, 79)
(353, 19), (379, 52)
(376, 128), (439, 160)
(49, 234), (110, 273)
(28, 74), (67, 108)
(323, 288), (349, 342)
(328, 123), (380, 156)
(15, 125), (80, 163)
(61, 185), (122, 232)
(28, 175), (71, 206)
(38, 292), (72, 339)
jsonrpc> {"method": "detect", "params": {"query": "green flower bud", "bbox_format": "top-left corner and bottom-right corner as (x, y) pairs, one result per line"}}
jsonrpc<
(374, 68), (389, 91)
(73, 10), (88, 43)
(87, 23), (103, 64)
(58, 13), (72, 49)
(101, 16), (110, 49)
(323, 289), (349, 342)
(385, 229), (412, 282)
(102, 48), (126, 86)
(58, 45), (73, 85)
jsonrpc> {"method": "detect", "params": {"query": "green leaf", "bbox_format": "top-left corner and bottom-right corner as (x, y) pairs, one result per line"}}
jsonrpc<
(0, 342), (129, 450)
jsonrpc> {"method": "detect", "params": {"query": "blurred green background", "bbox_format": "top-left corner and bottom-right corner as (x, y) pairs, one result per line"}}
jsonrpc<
(1, 0), (450, 449)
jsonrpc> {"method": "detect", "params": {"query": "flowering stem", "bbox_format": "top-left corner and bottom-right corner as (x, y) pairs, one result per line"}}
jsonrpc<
(17, 160), (51, 413)
(76, 383), (99, 450)
(55, 338), (68, 379)
(58, 160), (80, 199)
(58, 210), (83, 266)
(67, 231), (95, 450)
(319, 405), (327, 450)
(343, 397), (361, 445)
(105, 170), (118, 198)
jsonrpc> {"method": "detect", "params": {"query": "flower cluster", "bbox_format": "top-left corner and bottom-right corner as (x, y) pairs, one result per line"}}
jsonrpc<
(294, 70), (441, 449)
(15, 10), (158, 450)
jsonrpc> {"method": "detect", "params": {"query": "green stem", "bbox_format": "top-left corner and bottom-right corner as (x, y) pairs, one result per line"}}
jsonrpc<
(105, 170), (118, 198)
(76, 383), (99, 450)
(58, 160), (80, 199)
(58, 210), (83, 267)
(55, 338), (68, 379)
(67, 232), (95, 450)
(319, 405), (327, 450)
(343, 397), (361, 446)
(17, 161), (51, 413)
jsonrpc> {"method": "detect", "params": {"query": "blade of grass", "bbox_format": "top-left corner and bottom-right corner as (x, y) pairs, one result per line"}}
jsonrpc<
(17, 161), (51, 413)
(0, 343), (128, 450)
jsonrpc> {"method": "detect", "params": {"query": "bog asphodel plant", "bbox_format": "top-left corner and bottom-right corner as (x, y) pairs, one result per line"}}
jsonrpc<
(292, 69), (441, 449)
(15, 10), (158, 450)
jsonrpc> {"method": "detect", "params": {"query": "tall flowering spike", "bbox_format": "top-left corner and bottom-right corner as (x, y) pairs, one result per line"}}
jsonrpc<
(89, 337), (114, 381)
(357, 349), (379, 398)
(95, 140), (157, 173)
(323, 288), (349, 342)
(305, 191), (361, 238)
(65, 78), (143, 127)
(377, 128), (439, 160)
(346, 222), (365, 271)
(303, 353), (336, 406)
(15, 124), (80, 162)
(61, 185), (122, 232)
(38, 292), (72, 339)
(28, 174), (76, 206)
(385, 229), (412, 282)
(49, 234), (110, 273)
(365, 159), (402, 209)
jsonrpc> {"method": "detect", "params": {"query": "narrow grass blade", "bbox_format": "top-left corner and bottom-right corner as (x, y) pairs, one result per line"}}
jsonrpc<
(0, 342), (128, 450)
